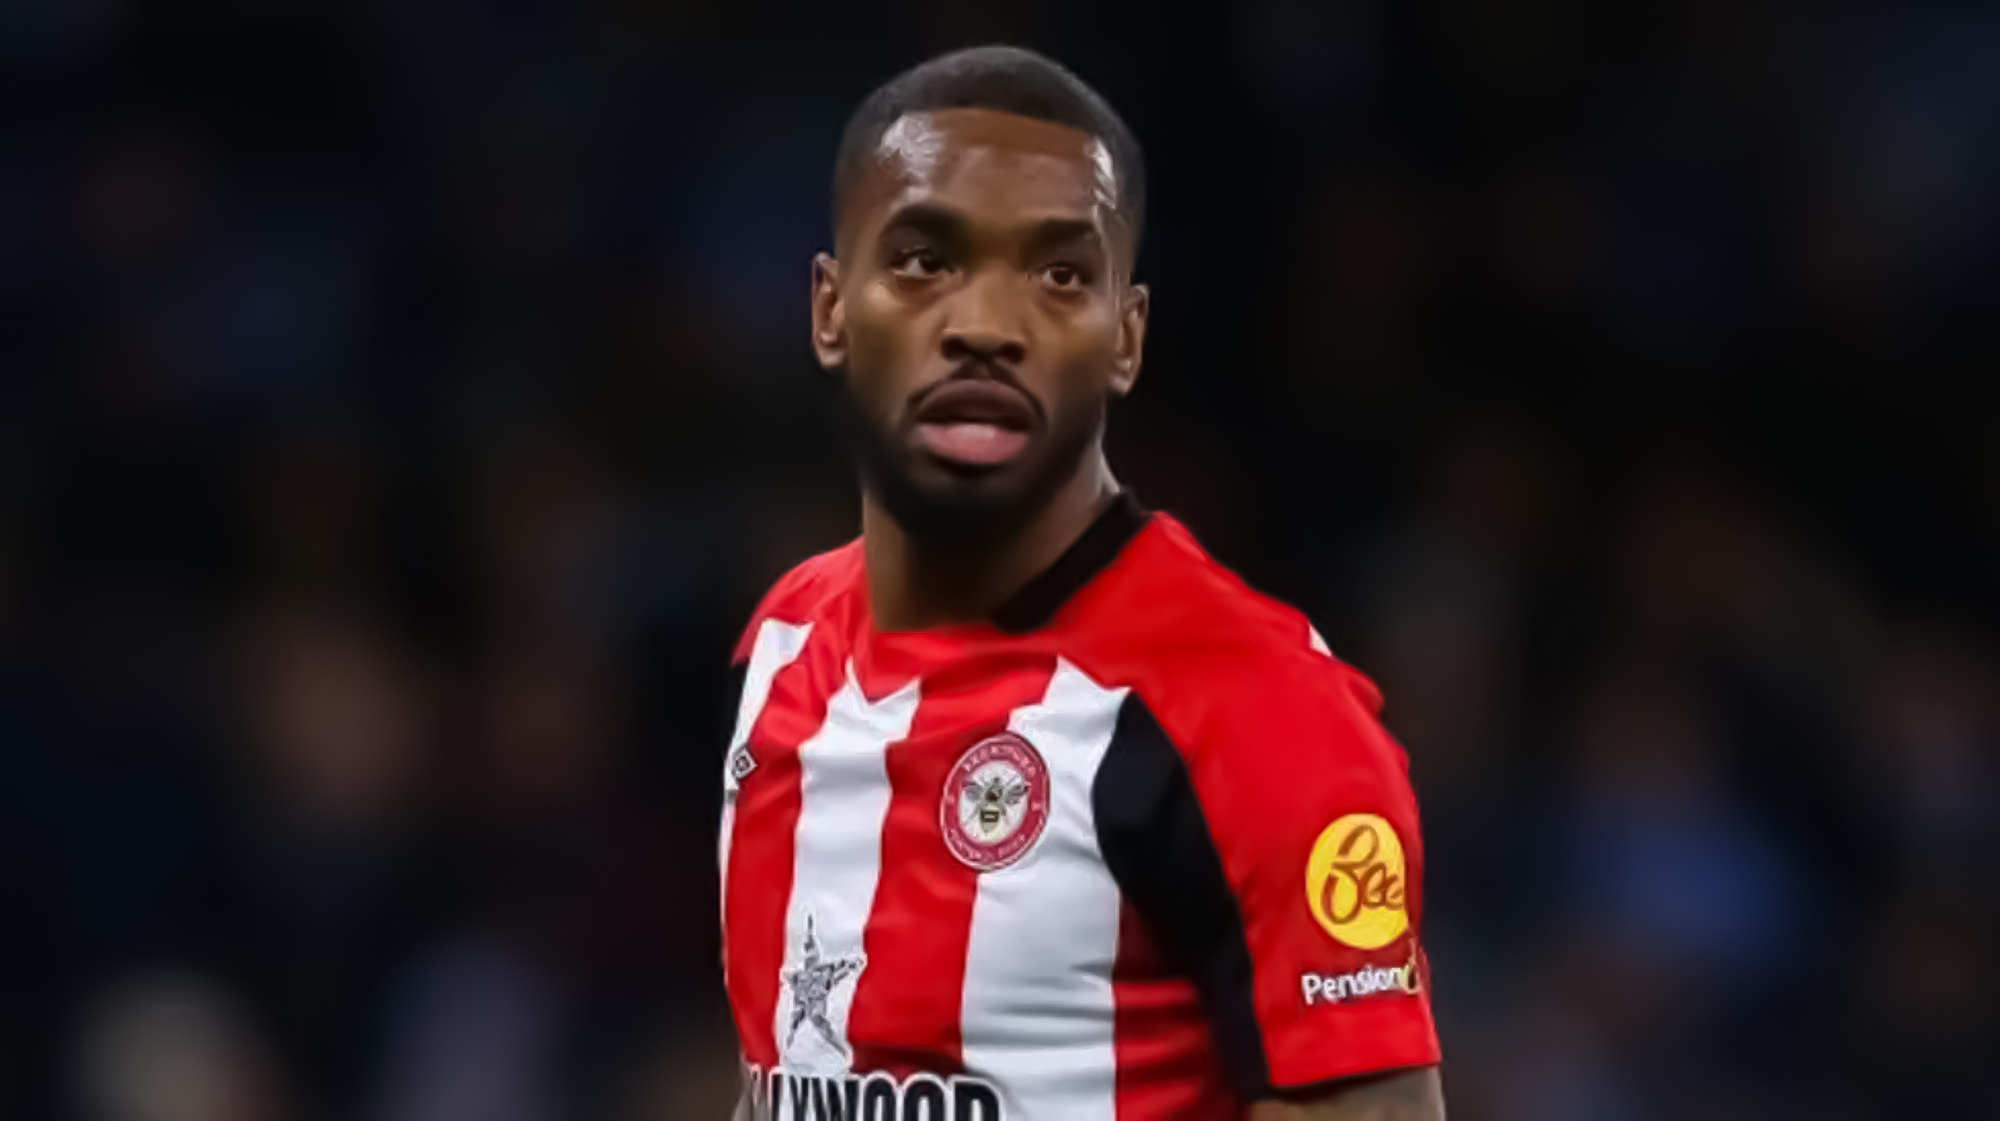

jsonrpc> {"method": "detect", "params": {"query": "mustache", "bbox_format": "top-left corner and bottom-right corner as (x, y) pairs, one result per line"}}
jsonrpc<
(906, 360), (1045, 424)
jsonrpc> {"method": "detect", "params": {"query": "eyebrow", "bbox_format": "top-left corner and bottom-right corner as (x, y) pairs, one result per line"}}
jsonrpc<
(878, 202), (968, 246)
(1020, 217), (1104, 258)
(877, 204), (1106, 258)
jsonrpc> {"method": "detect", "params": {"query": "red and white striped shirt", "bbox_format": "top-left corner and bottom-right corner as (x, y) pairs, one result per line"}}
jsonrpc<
(721, 495), (1439, 1119)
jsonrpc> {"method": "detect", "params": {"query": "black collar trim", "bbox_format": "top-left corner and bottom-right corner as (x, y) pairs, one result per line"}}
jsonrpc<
(991, 491), (1151, 634)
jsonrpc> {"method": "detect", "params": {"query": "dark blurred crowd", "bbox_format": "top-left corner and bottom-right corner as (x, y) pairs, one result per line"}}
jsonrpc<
(1, 1), (1996, 1119)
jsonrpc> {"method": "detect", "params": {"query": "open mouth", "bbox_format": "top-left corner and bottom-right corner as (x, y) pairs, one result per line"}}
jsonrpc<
(910, 379), (1037, 469)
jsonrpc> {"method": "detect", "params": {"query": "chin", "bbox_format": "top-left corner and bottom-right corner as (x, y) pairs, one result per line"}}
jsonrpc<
(881, 461), (1050, 547)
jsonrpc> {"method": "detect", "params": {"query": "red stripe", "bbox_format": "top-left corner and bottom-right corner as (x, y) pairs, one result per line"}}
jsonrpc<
(723, 638), (837, 1067)
(1112, 903), (1236, 1119)
(847, 648), (1059, 1078)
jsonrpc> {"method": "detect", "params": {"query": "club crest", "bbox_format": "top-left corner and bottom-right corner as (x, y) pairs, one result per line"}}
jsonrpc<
(942, 732), (1051, 872)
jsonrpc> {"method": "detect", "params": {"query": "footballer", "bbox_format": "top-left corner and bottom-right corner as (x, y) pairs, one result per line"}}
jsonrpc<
(719, 46), (1446, 1121)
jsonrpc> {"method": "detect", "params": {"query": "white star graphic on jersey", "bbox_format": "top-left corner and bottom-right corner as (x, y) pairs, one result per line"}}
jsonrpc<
(781, 914), (866, 1058)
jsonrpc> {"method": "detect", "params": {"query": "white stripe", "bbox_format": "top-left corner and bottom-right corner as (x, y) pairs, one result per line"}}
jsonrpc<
(961, 658), (1129, 1120)
(719, 619), (813, 929)
(776, 662), (919, 1076)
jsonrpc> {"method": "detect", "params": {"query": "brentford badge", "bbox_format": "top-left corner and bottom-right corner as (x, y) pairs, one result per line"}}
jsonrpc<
(942, 732), (1052, 872)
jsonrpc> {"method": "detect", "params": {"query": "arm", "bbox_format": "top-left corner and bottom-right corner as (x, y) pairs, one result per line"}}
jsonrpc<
(1250, 1068), (1445, 1121)
(1101, 646), (1444, 1112)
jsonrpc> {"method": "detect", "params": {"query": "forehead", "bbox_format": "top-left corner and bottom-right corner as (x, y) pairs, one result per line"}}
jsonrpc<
(845, 107), (1119, 235)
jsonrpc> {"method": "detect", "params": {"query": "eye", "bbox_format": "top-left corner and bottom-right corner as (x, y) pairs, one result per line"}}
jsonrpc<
(1040, 262), (1087, 290)
(890, 247), (947, 280)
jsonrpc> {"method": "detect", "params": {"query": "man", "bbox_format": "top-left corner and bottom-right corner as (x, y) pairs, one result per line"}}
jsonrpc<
(720, 46), (1445, 1120)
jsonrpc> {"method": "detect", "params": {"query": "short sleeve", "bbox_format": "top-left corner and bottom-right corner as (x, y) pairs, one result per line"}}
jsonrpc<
(1095, 655), (1440, 1098)
(731, 542), (860, 667)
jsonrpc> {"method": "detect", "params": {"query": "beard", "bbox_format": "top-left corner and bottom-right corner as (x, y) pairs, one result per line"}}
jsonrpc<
(830, 375), (1106, 553)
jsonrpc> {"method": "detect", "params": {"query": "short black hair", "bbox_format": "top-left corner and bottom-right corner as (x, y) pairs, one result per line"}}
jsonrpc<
(832, 46), (1146, 255)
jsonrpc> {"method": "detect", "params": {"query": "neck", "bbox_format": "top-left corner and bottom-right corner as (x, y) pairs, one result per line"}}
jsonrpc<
(863, 451), (1120, 632)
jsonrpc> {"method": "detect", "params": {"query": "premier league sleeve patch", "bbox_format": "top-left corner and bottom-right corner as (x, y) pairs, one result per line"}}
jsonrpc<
(942, 732), (1052, 872)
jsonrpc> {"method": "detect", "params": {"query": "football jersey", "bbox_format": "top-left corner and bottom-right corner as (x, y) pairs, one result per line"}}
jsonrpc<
(720, 494), (1439, 1120)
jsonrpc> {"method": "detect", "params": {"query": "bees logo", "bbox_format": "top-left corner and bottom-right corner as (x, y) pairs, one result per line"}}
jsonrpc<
(967, 772), (1028, 838)
(1304, 813), (1409, 950)
(942, 733), (1051, 872)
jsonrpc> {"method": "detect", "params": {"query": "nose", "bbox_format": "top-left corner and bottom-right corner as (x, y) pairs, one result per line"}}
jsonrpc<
(940, 269), (1027, 369)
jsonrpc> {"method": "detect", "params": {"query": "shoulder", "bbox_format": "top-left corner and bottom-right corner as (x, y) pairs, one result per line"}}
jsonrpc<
(1087, 516), (1393, 770)
(732, 540), (864, 664)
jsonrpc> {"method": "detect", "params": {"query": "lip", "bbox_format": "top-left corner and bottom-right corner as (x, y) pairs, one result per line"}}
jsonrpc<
(911, 377), (1039, 431)
(908, 376), (1039, 470)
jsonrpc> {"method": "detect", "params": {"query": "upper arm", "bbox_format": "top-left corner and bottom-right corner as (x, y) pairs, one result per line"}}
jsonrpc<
(1098, 650), (1442, 1101)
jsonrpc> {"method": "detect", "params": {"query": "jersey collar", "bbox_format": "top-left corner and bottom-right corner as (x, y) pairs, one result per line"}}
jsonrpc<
(990, 490), (1151, 634)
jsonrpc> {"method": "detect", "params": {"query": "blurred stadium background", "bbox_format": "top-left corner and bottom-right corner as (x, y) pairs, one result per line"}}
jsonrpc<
(2, 0), (1997, 1118)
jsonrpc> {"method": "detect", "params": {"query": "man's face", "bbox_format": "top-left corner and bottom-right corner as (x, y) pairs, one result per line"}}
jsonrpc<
(812, 108), (1147, 544)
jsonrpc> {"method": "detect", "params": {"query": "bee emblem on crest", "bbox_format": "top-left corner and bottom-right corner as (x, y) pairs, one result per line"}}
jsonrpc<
(963, 771), (1031, 840)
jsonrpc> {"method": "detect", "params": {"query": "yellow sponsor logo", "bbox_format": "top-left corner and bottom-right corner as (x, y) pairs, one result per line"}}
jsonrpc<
(1305, 813), (1408, 950)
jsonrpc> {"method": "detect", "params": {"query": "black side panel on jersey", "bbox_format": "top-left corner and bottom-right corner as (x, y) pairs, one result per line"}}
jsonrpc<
(1093, 696), (1271, 1100)
(723, 660), (749, 741)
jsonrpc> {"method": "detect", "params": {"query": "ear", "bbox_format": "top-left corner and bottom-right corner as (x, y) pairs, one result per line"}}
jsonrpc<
(1109, 282), (1149, 397)
(811, 252), (846, 370)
